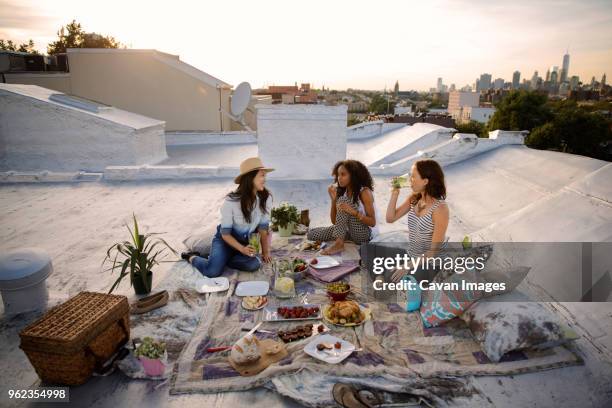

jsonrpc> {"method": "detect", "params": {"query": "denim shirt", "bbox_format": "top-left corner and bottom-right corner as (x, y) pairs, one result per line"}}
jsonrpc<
(219, 196), (271, 242)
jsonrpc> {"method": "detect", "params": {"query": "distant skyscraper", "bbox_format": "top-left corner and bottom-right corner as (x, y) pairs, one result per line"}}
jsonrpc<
(545, 69), (551, 82)
(560, 52), (570, 83)
(437, 77), (443, 92)
(449, 83), (456, 92)
(512, 71), (520, 89)
(569, 76), (580, 91)
(494, 78), (504, 90)
(394, 80), (399, 96)
(550, 71), (558, 85)
(477, 73), (492, 92)
(530, 71), (539, 90)
(602, 73), (607, 87)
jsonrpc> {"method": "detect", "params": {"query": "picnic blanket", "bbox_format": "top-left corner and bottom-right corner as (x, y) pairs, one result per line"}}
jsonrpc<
(169, 236), (583, 399)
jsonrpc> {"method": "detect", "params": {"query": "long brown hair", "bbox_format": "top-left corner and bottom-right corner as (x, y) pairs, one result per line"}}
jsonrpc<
(414, 159), (446, 201)
(227, 170), (270, 223)
(332, 160), (374, 204)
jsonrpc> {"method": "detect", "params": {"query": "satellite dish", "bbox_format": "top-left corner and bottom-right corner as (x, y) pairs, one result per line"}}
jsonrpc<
(231, 82), (251, 116)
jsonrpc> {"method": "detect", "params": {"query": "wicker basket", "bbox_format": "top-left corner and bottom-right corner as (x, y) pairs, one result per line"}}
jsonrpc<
(19, 291), (130, 385)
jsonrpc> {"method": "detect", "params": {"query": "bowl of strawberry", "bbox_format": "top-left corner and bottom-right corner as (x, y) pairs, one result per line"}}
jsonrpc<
(276, 305), (321, 320)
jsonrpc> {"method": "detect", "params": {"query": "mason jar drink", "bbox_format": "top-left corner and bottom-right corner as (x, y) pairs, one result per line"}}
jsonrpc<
(391, 175), (410, 189)
(249, 233), (260, 254)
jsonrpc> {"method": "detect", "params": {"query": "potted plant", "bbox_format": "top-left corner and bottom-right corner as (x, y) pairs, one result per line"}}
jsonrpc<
(271, 202), (299, 237)
(104, 214), (176, 295)
(135, 337), (167, 377)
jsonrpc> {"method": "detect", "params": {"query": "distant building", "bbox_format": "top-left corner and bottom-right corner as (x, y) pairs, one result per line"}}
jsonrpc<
(560, 52), (570, 83)
(448, 90), (479, 123)
(394, 105), (412, 115)
(494, 78), (505, 90)
(531, 71), (540, 90)
(569, 76), (580, 91)
(462, 106), (495, 124)
(257, 83), (317, 104)
(348, 101), (368, 112)
(394, 80), (399, 97)
(2, 48), (235, 131)
(512, 71), (520, 89)
(477, 73), (492, 92)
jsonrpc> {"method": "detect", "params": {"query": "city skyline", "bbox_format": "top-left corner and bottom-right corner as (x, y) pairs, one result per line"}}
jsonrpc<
(1, 0), (611, 91)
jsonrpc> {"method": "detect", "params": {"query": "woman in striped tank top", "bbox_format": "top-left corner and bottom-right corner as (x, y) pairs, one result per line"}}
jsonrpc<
(385, 159), (449, 282)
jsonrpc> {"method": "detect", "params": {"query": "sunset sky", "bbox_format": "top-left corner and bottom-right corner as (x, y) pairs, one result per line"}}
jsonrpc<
(1, 0), (610, 91)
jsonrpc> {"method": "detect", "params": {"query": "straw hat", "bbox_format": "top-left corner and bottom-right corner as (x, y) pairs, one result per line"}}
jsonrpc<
(234, 157), (274, 184)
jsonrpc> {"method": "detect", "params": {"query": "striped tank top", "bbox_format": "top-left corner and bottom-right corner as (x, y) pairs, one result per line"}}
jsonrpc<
(407, 199), (445, 257)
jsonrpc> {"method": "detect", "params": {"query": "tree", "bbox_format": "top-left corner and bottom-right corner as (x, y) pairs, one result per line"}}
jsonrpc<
(0, 39), (39, 54)
(527, 106), (611, 159)
(487, 90), (552, 133)
(455, 120), (487, 137)
(369, 94), (391, 115)
(47, 20), (122, 55)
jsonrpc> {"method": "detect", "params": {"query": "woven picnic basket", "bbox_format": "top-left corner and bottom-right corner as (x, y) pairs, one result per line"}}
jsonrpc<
(19, 291), (130, 385)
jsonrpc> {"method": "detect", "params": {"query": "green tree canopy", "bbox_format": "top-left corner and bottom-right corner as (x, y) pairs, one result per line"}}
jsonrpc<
(47, 20), (122, 55)
(369, 94), (391, 115)
(0, 39), (39, 54)
(455, 120), (487, 137)
(487, 90), (552, 132)
(527, 105), (611, 159)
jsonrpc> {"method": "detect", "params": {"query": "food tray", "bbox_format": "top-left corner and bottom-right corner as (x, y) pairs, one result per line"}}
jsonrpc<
(263, 304), (322, 322)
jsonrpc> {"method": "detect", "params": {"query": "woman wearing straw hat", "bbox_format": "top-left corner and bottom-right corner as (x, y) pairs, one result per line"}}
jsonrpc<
(181, 157), (274, 277)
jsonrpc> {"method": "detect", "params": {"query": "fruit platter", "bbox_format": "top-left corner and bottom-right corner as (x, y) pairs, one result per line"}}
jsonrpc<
(263, 304), (322, 322)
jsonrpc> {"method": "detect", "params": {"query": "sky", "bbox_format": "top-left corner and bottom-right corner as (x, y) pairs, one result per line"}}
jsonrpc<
(1, 0), (611, 91)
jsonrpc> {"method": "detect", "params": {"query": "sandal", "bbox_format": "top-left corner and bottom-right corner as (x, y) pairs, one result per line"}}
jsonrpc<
(181, 251), (200, 261)
(130, 290), (169, 314)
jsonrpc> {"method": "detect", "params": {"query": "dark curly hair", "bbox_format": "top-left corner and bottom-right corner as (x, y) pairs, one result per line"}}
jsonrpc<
(414, 159), (446, 201)
(332, 160), (374, 204)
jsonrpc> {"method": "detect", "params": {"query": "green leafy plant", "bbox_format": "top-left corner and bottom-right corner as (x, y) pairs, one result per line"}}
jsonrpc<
(135, 337), (166, 359)
(271, 202), (299, 228)
(103, 214), (176, 294)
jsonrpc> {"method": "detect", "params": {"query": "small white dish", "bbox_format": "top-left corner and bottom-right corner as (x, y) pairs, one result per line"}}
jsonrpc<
(195, 277), (229, 293)
(235, 281), (269, 297)
(304, 334), (355, 364)
(310, 256), (341, 269)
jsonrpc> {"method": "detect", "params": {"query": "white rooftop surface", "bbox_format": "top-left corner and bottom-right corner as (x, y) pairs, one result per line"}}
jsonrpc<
(0, 84), (165, 130)
(1, 144), (611, 407)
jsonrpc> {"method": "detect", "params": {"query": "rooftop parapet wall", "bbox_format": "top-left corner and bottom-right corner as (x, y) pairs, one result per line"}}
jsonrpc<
(370, 130), (526, 175)
(256, 104), (347, 180)
(0, 84), (167, 172)
(347, 121), (406, 140)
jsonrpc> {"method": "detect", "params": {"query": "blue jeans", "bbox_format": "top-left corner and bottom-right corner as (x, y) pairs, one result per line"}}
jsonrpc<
(190, 225), (260, 278)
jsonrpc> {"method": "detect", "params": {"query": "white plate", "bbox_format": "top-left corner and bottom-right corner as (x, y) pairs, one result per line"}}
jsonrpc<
(310, 256), (341, 269)
(195, 277), (229, 293)
(235, 281), (269, 297)
(241, 296), (269, 311)
(304, 334), (355, 364)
